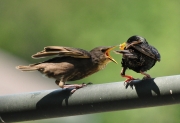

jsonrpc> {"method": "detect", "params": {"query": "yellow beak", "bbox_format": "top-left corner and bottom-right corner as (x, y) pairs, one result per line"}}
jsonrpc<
(105, 46), (118, 64)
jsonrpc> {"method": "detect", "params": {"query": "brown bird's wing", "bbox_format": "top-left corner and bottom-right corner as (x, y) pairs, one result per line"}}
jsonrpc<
(129, 44), (161, 62)
(32, 46), (91, 59)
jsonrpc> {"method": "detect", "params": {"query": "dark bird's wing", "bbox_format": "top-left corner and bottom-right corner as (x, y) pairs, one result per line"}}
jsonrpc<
(130, 44), (161, 61)
(114, 50), (138, 59)
(32, 46), (91, 59)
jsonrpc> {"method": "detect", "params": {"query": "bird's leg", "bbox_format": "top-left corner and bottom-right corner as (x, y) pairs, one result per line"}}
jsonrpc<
(140, 71), (151, 79)
(64, 84), (86, 88)
(121, 68), (143, 89)
(55, 80), (86, 93)
(64, 84), (86, 93)
(121, 67), (135, 83)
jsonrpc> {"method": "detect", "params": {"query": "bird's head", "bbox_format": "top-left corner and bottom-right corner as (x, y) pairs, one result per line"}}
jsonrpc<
(127, 35), (148, 44)
(119, 35), (148, 50)
(90, 46), (118, 64)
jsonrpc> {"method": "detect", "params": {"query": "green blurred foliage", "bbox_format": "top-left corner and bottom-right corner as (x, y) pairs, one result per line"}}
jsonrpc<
(0, 0), (180, 123)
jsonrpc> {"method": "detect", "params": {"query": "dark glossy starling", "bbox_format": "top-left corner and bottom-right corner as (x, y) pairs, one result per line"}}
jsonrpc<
(114, 35), (161, 83)
(16, 46), (117, 93)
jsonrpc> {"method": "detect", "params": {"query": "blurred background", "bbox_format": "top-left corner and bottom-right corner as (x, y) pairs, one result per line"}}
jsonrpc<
(0, 0), (180, 123)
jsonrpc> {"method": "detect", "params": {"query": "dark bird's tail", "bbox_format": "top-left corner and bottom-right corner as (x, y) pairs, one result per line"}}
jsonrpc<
(16, 65), (38, 71)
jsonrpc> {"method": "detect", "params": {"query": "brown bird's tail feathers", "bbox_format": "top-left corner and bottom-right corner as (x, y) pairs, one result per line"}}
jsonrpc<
(16, 65), (38, 71)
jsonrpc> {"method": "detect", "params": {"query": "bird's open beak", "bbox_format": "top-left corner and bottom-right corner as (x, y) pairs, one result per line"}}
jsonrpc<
(119, 42), (126, 50)
(105, 46), (118, 64)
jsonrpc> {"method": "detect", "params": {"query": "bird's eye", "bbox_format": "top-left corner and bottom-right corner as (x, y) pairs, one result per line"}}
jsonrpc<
(101, 49), (106, 52)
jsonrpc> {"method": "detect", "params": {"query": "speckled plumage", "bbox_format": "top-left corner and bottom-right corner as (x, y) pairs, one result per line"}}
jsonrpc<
(121, 48), (157, 73)
(115, 35), (161, 81)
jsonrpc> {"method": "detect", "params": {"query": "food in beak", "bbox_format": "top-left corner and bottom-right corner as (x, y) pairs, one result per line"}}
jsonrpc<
(119, 42), (126, 50)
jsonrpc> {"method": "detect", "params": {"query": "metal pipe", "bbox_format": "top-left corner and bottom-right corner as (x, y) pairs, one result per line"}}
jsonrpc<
(0, 75), (180, 123)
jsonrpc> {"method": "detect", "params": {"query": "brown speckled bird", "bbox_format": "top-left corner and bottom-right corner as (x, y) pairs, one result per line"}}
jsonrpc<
(114, 35), (161, 83)
(16, 46), (117, 93)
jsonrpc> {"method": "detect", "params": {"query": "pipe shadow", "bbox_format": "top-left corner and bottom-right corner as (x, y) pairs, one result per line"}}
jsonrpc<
(130, 78), (160, 98)
(36, 88), (72, 111)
